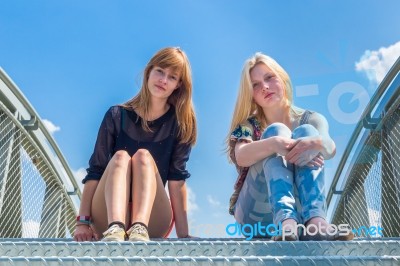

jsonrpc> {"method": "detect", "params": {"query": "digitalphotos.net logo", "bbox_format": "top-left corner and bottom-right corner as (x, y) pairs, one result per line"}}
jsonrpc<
(225, 222), (383, 240)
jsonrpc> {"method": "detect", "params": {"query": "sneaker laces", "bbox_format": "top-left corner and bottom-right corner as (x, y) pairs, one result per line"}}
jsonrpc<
(130, 224), (148, 235)
(104, 224), (123, 236)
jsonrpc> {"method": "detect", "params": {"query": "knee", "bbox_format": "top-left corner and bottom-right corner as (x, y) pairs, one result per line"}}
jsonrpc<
(112, 150), (131, 167)
(292, 124), (319, 139)
(262, 123), (291, 139)
(132, 149), (152, 166)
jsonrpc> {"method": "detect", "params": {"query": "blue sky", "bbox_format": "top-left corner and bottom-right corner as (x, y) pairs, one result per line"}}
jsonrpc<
(1, 1), (400, 237)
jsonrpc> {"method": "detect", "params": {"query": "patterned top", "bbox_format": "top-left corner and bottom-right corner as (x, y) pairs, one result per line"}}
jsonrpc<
(228, 117), (262, 215)
(228, 110), (314, 215)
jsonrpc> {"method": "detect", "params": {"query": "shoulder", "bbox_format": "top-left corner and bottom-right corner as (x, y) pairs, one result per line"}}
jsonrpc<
(305, 111), (330, 131)
(108, 105), (121, 114)
(232, 117), (253, 134)
(308, 111), (327, 123)
(100, 106), (123, 127)
(230, 116), (261, 141)
(294, 107), (325, 123)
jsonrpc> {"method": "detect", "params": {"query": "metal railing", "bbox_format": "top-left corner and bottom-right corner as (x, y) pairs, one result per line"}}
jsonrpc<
(327, 56), (400, 237)
(0, 67), (80, 238)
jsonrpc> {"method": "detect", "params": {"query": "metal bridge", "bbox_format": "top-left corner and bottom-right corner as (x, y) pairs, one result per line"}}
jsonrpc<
(1, 58), (400, 265)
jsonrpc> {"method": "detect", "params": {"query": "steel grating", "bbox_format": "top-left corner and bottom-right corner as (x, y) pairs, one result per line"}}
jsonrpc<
(0, 255), (399, 266)
(0, 240), (399, 258)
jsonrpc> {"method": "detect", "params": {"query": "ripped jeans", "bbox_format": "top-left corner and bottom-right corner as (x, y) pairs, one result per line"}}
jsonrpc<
(234, 123), (326, 228)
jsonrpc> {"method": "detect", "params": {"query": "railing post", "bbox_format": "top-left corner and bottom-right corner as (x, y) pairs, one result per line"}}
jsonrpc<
(0, 112), (22, 237)
(343, 167), (370, 234)
(66, 204), (77, 238)
(39, 182), (66, 238)
(0, 112), (14, 212)
(381, 109), (400, 237)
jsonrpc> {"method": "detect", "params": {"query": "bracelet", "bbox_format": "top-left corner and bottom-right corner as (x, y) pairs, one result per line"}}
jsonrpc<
(76, 215), (91, 224)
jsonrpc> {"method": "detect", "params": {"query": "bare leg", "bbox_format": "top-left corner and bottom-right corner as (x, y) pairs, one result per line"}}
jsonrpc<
(130, 149), (172, 238)
(91, 150), (131, 235)
(130, 149), (157, 224)
(104, 151), (131, 225)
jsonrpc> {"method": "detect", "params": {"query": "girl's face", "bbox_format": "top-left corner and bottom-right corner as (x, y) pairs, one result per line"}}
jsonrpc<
(250, 63), (286, 109)
(148, 66), (181, 100)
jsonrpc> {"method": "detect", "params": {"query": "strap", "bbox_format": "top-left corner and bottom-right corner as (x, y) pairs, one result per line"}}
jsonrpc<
(299, 110), (312, 125)
(120, 107), (125, 130)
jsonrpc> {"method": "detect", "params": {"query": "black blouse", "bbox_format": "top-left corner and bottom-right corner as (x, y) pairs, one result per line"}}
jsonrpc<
(83, 105), (191, 186)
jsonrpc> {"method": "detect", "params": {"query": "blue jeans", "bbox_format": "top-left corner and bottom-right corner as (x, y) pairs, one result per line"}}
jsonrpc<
(262, 123), (326, 225)
(234, 123), (326, 230)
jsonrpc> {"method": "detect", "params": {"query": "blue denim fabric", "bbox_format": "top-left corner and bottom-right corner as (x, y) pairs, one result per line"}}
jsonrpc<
(234, 159), (274, 229)
(262, 123), (326, 225)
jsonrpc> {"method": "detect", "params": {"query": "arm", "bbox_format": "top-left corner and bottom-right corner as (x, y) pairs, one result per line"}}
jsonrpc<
(83, 107), (117, 184)
(168, 180), (189, 238)
(74, 107), (118, 241)
(78, 180), (99, 217)
(235, 136), (296, 167)
(166, 135), (193, 238)
(74, 180), (99, 241)
(285, 112), (336, 166)
(308, 112), (336, 159)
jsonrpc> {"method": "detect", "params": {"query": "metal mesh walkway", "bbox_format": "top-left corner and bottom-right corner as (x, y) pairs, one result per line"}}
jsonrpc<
(0, 239), (399, 265)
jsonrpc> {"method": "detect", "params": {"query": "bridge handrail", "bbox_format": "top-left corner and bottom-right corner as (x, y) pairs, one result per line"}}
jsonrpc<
(327, 56), (400, 206)
(0, 67), (81, 199)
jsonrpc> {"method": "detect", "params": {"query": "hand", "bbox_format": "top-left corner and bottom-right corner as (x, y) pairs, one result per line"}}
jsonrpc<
(306, 153), (324, 168)
(285, 137), (321, 166)
(73, 224), (99, 241)
(273, 136), (298, 156)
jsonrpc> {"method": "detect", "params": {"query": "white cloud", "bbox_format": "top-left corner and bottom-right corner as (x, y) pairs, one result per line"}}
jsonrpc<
(207, 195), (228, 219)
(186, 185), (199, 218)
(207, 195), (221, 208)
(355, 41), (400, 85)
(22, 220), (40, 238)
(73, 167), (87, 191)
(42, 119), (61, 135)
(368, 208), (381, 227)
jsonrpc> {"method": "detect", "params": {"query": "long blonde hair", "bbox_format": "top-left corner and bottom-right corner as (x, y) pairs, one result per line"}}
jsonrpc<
(122, 47), (197, 146)
(226, 52), (300, 154)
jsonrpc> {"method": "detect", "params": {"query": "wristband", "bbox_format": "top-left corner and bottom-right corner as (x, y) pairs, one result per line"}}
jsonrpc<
(76, 215), (91, 224)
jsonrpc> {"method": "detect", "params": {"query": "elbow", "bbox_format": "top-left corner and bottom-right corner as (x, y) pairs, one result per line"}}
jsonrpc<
(328, 146), (336, 159)
(234, 144), (254, 167)
(331, 146), (336, 158)
(323, 142), (336, 160)
(235, 153), (251, 168)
